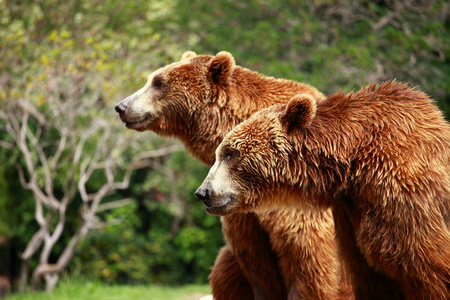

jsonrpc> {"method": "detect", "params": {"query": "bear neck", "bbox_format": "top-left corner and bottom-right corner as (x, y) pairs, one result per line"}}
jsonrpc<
(282, 96), (363, 208)
(225, 66), (325, 121)
(185, 67), (324, 166)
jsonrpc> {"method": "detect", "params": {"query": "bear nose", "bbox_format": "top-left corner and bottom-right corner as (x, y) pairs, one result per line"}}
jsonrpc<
(195, 187), (210, 202)
(115, 103), (127, 114)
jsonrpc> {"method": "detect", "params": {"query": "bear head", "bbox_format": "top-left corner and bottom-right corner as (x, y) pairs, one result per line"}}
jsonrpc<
(115, 51), (235, 135)
(195, 94), (317, 215)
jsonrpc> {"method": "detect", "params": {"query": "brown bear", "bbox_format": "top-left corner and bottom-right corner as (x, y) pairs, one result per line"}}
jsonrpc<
(115, 51), (351, 299)
(196, 81), (450, 299)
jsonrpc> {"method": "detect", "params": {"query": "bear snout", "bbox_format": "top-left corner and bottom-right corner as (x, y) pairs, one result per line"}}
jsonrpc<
(195, 184), (238, 215)
(115, 102), (127, 114)
(195, 186), (210, 203)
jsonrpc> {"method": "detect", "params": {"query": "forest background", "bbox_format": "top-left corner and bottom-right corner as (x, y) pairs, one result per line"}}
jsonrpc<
(0, 0), (448, 295)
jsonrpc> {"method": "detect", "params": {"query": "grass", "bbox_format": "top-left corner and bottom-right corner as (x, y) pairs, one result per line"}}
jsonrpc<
(5, 279), (211, 300)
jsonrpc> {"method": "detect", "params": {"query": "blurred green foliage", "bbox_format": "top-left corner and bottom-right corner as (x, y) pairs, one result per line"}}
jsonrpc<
(0, 0), (448, 288)
(165, 0), (449, 115)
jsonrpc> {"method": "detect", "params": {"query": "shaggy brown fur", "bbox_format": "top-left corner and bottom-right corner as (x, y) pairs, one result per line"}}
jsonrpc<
(116, 51), (351, 299)
(198, 81), (450, 299)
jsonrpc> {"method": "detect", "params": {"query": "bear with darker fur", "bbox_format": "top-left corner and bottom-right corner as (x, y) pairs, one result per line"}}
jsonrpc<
(198, 81), (450, 299)
(116, 51), (351, 299)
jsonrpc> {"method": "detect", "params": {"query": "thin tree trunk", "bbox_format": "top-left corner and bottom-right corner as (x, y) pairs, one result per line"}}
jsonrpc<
(18, 259), (30, 292)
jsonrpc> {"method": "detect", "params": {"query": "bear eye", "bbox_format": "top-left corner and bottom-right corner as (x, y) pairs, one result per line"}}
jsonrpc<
(222, 148), (236, 162)
(151, 76), (164, 90)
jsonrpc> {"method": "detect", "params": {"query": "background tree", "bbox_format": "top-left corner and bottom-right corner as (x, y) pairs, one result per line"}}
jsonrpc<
(0, 53), (181, 292)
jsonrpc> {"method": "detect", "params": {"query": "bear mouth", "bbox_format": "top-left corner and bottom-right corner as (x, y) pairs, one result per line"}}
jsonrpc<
(205, 203), (234, 216)
(125, 120), (145, 130)
(204, 195), (237, 216)
(123, 114), (158, 131)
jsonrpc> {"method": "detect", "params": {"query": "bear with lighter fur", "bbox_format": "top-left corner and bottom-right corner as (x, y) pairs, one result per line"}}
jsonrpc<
(116, 51), (351, 299)
(197, 81), (450, 299)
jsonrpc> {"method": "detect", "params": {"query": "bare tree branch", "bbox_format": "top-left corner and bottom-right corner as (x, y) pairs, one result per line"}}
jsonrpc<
(372, 11), (396, 32)
(50, 134), (67, 172)
(17, 99), (46, 126)
(0, 140), (13, 149)
(4, 90), (182, 292)
(1, 51), (183, 292)
(25, 124), (55, 201)
(96, 198), (133, 212)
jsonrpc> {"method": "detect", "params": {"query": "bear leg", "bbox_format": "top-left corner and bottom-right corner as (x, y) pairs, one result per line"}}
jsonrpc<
(209, 246), (254, 300)
(221, 213), (286, 300)
(258, 209), (348, 300)
(332, 206), (403, 299)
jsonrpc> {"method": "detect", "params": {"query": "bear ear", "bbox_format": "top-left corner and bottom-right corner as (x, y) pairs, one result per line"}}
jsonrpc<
(280, 94), (317, 132)
(181, 51), (197, 60)
(208, 51), (235, 86)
